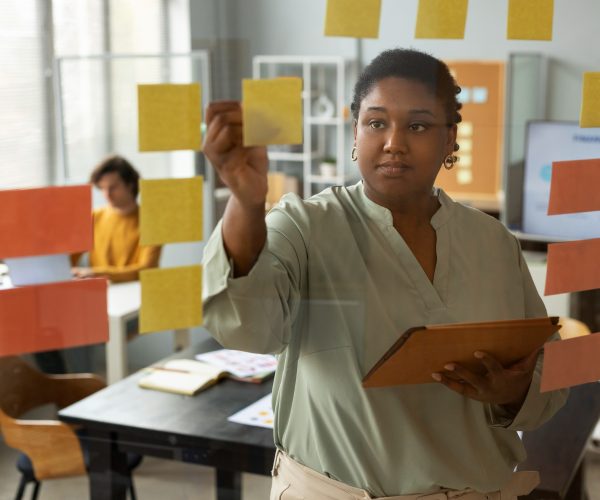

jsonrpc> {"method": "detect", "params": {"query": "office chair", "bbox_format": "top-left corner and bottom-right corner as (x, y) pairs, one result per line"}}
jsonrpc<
(0, 356), (141, 500)
(558, 316), (592, 340)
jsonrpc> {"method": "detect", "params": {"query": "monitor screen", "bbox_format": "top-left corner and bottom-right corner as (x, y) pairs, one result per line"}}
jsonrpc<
(520, 121), (600, 241)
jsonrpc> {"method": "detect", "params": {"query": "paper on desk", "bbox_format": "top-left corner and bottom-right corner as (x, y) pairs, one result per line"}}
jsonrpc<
(0, 185), (92, 259)
(140, 265), (202, 333)
(580, 73), (600, 128)
(545, 238), (600, 295)
(139, 177), (203, 245)
(415, 0), (468, 39)
(507, 0), (554, 40)
(324, 0), (381, 39)
(548, 159), (600, 215)
(228, 393), (274, 429)
(195, 349), (277, 379)
(0, 278), (108, 356)
(541, 333), (600, 392)
(5, 254), (71, 286)
(138, 83), (202, 151)
(242, 78), (302, 147)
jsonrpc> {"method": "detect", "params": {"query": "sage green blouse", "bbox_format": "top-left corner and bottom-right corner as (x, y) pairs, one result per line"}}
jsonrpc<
(202, 182), (567, 497)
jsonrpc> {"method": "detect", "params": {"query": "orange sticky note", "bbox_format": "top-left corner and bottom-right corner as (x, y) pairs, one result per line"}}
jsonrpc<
(545, 238), (600, 295)
(415, 0), (468, 39)
(548, 159), (600, 215)
(324, 0), (382, 39)
(242, 78), (303, 146)
(541, 333), (600, 392)
(0, 185), (92, 259)
(0, 278), (108, 356)
(138, 83), (202, 151)
(580, 73), (600, 128)
(507, 0), (554, 41)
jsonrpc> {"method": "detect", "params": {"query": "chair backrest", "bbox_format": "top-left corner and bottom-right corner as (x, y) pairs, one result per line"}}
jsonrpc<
(0, 356), (59, 420)
(558, 317), (591, 340)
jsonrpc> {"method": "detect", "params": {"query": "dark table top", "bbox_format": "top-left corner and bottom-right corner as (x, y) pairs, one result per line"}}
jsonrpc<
(59, 337), (276, 455)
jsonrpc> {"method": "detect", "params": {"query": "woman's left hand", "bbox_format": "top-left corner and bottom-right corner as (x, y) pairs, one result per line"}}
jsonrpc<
(431, 349), (540, 412)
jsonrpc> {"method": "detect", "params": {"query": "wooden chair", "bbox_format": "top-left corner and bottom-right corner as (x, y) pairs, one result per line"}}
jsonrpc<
(0, 356), (140, 500)
(558, 317), (592, 340)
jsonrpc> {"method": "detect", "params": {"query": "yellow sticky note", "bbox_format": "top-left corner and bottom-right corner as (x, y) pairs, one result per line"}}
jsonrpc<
(415, 0), (468, 39)
(324, 0), (381, 39)
(140, 177), (203, 245)
(138, 83), (202, 151)
(580, 72), (600, 128)
(507, 0), (554, 40)
(140, 265), (202, 333)
(242, 78), (303, 146)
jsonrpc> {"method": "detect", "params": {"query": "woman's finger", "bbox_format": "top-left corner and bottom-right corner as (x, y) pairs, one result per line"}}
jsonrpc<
(205, 100), (241, 126)
(474, 351), (504, 376)
(443, 363), (486, 394)
(432, 372), (481, 400)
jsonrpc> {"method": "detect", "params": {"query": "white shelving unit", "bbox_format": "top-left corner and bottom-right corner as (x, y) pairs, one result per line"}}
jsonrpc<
(252, 55), (355, 198)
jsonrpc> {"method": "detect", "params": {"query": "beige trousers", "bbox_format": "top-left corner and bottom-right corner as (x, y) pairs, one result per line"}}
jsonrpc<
(269, 450), (540, 500)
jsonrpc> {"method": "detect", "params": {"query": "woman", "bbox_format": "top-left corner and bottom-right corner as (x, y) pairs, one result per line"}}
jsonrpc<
(202, 49), (567, 499)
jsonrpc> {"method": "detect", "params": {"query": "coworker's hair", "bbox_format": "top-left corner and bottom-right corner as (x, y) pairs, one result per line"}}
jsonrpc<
(350, 48), (463, 128)
(90, 155), (140, 197)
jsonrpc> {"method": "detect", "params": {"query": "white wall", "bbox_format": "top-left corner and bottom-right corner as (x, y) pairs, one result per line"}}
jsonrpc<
(190, 0), (600, 120)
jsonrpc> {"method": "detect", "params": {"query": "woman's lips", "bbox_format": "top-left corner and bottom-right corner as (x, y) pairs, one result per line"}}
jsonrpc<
(377, 161), (412, 176)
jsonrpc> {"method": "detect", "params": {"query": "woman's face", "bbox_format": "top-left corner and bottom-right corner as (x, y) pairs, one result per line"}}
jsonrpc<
(353, 77), (457, 208)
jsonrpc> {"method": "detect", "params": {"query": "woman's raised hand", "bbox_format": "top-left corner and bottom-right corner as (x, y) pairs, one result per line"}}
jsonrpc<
(203, 101), (269, 208)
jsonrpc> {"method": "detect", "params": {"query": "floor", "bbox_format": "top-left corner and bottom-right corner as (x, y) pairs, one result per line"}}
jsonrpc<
(1, 438), (600, 500)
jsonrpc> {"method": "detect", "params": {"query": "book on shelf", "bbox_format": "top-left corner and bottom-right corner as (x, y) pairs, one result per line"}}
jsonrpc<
(362, 316), (560, 388)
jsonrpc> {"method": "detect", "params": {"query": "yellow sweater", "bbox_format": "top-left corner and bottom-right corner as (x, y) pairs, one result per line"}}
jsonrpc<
(73, 206), (161, 283)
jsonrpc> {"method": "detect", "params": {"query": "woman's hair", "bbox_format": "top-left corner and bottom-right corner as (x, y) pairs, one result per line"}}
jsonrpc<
(90, 155), (140, 197)
(350, 48), (462, 128)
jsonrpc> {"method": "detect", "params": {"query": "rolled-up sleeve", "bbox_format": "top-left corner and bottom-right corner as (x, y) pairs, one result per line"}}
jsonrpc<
(202, 195), (308, 354)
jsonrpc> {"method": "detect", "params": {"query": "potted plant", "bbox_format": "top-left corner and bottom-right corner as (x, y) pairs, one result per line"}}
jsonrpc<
(319, 156), (337, 178)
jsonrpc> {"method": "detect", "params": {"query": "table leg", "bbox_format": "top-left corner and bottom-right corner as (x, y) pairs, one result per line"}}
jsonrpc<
(173, 328), (191, 352)
(84, 429), (129, 500)
(216, 469), (242, 500)
(106, 315), (127, 384)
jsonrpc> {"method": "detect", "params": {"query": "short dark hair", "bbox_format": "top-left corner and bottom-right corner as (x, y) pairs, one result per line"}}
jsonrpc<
(90, 155), (140, 197)
(350, 48), (462, 127)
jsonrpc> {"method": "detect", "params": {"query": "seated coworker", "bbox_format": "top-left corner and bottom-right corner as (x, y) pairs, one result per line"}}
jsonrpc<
(201, 49), (568, 499)
(72, 155), (161, 283)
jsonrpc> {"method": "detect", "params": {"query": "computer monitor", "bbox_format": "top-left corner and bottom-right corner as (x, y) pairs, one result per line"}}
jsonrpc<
(514, 121), (600, 242)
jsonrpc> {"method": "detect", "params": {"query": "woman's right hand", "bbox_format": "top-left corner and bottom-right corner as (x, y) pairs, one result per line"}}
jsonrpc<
(203, 101), (269, 209)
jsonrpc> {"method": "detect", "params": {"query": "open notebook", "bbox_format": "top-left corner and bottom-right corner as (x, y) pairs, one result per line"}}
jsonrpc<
(139, 353), (277, 396)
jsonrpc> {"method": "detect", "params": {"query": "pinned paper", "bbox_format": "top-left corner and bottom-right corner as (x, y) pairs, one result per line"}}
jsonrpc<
(580, 73), (600, 128)
(138, 83), (202, 151)
(507, 0), (554, 41)
(548, 159), (600, 215)
(140, 177), (203, 245)
(324, 0), (381, 39)
(545, 238), (600, 295)
(0, 185), (92, 259)
(0, 278), (108, 356)
(140, 265), (202, 333)
(415, 0), (468, 39)
(541, 334), (600, 392)
(242, 78), (303, 146)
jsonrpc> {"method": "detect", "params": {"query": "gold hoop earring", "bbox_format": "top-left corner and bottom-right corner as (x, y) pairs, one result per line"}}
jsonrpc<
(351, 146), (358, 162)
(443, 154), (457, 170)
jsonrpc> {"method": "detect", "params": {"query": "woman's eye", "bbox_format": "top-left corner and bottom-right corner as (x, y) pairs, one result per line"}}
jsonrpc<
(409, 123), (427, 132)
(369, 120), (385, 129)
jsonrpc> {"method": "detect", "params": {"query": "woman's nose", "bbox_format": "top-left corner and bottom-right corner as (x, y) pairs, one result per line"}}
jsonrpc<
(383, 127), (408, 154)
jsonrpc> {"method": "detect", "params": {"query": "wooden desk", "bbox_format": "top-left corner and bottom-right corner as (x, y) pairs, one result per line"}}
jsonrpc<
(59, 338), (275, 500)
(106, 282), (191, 384)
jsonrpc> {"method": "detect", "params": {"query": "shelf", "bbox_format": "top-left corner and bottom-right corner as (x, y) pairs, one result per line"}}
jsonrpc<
(268, 151), (318, 162)
(307, 174), (344, 184)
(306, 116), (345, 125)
